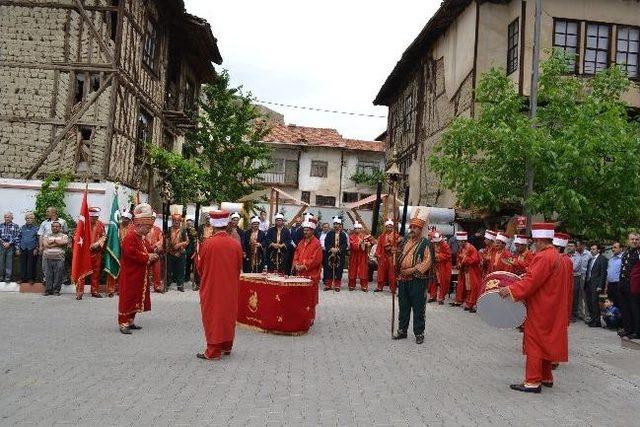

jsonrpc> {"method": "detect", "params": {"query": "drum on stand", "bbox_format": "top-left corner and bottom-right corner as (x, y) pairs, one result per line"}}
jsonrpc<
(476, 271), (526, 329)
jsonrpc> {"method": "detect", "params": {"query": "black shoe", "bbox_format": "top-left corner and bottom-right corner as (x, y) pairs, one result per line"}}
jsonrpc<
(449, 302), (462, 307)
(588, 321), (600, 328)
(54, 291), (60, 296)
(178, 286), (184, 292)
(76, 295), (82, 300)
(463, 306), (470, 311)
(542, 382), (553, 388)
(392, 331), (408, 340)
(108, 293), (114, 298)
(129, 324), (142, 330)
(348, 288), (355, 291)
(91, 293), (104, 298)
(509, 383), (541, 393)
(415, 334), (424, 344)
(323, 287), (332, 291)
(119, 327), (132, 335)
(469, 308), (477, 313)
(438, 301), (444, 305)
(427, 298), (436, 303)
(42, 291), (50, 296)
(617, 329), (629, 337)
(551, 363), (559, 370)
(334, 287), (340, 292)
(374, 288), (382, 293)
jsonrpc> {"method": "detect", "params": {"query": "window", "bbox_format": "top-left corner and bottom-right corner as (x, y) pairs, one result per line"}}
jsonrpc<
(356, 160), (380, 175)
(584, 23), (610, 75)
(554, 20), (580, 73)
(310, 160), (328, 177)
(315, 195), (336, 207)
(136, 108), (153, 159)
(301, 191), (311, 204)
(507, 19), (519, 75)
(143, 18), (157, 71)
(108, 0), (119, 41)
(268, 158), (285, 173)
(75, 126), (93, 174)
(403, 94), (413, 132)
(89, 73), (100, 92)
(74, 74), (85, 104)
(617, 26), (639, 79)
(342, 192), (358, 203)
(184, 79), (195, 111)
(162, 131), (174, 152)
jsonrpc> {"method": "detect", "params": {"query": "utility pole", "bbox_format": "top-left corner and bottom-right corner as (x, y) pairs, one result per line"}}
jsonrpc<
(524, 0), (542, 231)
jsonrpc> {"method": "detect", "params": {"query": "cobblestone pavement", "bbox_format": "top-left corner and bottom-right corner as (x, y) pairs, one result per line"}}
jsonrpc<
(1, 283), (638, 426)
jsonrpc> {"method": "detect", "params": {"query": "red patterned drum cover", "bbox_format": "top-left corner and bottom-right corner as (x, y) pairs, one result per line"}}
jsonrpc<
(477, 271), (526, 329)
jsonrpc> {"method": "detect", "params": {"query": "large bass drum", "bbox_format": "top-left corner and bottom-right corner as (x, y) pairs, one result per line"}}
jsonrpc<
(476, 271), (526, 329)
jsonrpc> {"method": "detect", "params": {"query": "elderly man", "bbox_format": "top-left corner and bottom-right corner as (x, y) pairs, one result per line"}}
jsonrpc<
(375, 219), (400, 293)
(348, 222), (371, 292)
(618, 233), (640, 339)
(0, 212), (21, 283)
(41, 221), (69, 296)
(265, 213), (292, 274)
(17, 212), (39, 283)
(323, 216), (348, 291)
(428, 231), (452, 305)
(166, 214), (189, 292)
(197, 210), (243, 360)
(118, 204), (159, 334)
(606, 242), (623, 308)
(452, 231), (482, 312)
(88, 207), (107, 297)
(499, 223), (571, 393)
(242, 216), (266, 273)
(392, 214), (432, 344)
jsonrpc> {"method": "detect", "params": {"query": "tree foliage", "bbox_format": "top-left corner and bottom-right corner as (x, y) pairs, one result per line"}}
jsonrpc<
(350, 168), (387, 187)
(184, 70), (272, 204)
(34, 173), (75, 227)
(429, 51), (640, 240)
(147, 144), (206, 204)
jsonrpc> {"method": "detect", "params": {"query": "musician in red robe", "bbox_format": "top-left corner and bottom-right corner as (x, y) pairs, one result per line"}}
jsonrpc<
(479, 230), (497, 277)
(375, 219), (399, 292)
(348, 222), (370, 291)
(452, 231), (482, 312)
(428, 231), (452, 304)
(106, 210), (132, 297)
(145, 223), (164, 292)
(499, 223), (571, 393)
(197, 210), (243, 360)
(292, 217), (323, 307)
(511, 234), (534, 276)
(486, 232), (515, 275)
(118, 203), (158, 334)
(88, 207), (107, 297)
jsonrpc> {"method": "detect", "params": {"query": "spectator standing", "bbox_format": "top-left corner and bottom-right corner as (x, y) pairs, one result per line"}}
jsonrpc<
(0, 212), (20, 283)
(37, 207), (68, 284)
(184, 216), (198, 289)
(606, 242), (623, 308)
(17, 212), (39, 283)
(618, 233), (640, 338)
(569, 241), (592, 321)
(258, 210), (270, 233)
(41, 221), (69, 295)
(585, 244), (607, 327)
(318, 223), (330, 250)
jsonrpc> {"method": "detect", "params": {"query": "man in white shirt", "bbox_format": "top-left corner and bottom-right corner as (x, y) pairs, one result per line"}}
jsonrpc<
(318, 223), (330, 250)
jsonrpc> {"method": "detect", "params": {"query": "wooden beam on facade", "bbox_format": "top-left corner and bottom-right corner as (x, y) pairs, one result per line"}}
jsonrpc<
(0, 115), (104, 127)
(0, 61), (116, 73)
(25, 73), (114, 179)
(72, 0), (114, 63)
(0, 1), (117, 12)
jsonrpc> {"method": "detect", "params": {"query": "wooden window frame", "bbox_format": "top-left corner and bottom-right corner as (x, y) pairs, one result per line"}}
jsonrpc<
(403, 94), (413, 132)
(310, 160), (328, 178)
(553, 18), (581, 74)
(136, 108), (153, 161)
(583, 22), (612, 76)
(142, 17), (159, 74)
(301, 191), (311, 204)
(616, 25), (640, 80)
(342, 192), (359, 203)
(507, 18), (520, 75)
(315, 195), (336, 207)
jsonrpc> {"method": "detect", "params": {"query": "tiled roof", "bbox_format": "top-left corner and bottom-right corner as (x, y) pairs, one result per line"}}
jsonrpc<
(262, 123), (384, 152)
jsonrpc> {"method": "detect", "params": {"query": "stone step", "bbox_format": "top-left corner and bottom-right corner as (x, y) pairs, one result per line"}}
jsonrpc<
(621, 337), (640, 350)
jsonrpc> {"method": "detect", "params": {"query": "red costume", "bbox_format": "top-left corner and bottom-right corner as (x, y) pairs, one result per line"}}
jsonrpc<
(106, 223), (133, 295)
(348, 232), (370, 291)
(118, 228), (151, 327)
(455, 243), (482, 309)
(486, 247), (514, 275)
(89, 220), (106, 294)
(508, 246), (571, 387)
(292, 235), (323, 308)
(197, 230), (243, 359)
(145, 225), (164, 292)
(511, 250), (534, 276)
(375, 231), (399, 292)
(429, 241), (452, 302)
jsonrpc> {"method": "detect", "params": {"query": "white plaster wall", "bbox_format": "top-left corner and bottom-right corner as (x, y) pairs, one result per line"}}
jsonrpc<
(298, 147), (343, 205)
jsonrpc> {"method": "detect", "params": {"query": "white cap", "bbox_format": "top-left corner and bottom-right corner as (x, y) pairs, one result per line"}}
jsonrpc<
(121, 210), (132, 220)
(484, 230), (497, 241)
(250, 216), (260, 224)
(302, 217), (318, 229)
(514, 235), (529, 245)
(230, 212), (241, 220)
(353, 222), (363, 230)
(456, 231), (468, 241)
(496, 232), (509, 244)
(332, 216), (342, 225)
(430, 232), (443, 243)
(274, 213), (285, 221)
(186, 215), (195, 222)
(384, 219), (394, 226)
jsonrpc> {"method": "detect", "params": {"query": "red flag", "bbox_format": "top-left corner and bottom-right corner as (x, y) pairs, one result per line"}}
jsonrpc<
(72, 189), (93, 297)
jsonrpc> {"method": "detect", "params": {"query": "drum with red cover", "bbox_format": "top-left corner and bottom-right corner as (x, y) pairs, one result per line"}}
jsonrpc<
(477, 271), (526, 329)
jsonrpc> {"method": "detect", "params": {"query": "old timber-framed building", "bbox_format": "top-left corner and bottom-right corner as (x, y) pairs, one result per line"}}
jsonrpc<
(374, 0), (640, 208)
(0, 0), (221, 215)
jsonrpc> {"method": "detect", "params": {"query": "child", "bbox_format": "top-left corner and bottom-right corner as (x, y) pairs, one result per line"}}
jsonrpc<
(601, 299), (621, 330)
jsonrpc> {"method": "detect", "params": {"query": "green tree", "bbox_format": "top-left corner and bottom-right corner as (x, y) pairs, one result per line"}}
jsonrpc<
(184, 70), (272, 204)
(429, 51), (640, 241)
(34, 173), (75, 227)
(147, 144), (206, 204)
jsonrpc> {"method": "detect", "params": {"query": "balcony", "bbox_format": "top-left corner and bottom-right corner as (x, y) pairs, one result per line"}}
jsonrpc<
(258, 172), (298, 187)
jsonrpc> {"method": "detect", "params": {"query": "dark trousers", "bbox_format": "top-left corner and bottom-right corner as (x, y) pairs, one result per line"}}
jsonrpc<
(19, 250), (37, 281)
(585, 279), (601, 323)
(572, 276), (586, 320)
(44, 258), (65, 293)
(619, 284), (634, 334)
(631, 293), (640, 336)
(398, 279), (427, 336)
(167, 254), (186, 288)
(607, 282), (620, 308)
(185, 252), (195, 282)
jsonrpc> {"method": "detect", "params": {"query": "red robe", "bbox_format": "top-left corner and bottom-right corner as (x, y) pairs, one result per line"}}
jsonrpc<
(509, 246), (570, 363)
(486, 248), (514, 275)
(89, 221), (106, 294)
(455, 243), (482, 308)
(375, 231), (399, 291)
(511, 250), (534, 276)
(145, 226), (164, 291)
(118, 228), (151, 327)
(197, 231), (243, 358)
(293, 236), (323, 309)
(348, 233), (369, 290)
(429, 241), (452, 302)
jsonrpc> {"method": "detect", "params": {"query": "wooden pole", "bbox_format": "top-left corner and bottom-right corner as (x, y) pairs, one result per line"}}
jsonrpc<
(371, 181), (383, 237)
(391, 180), (398, 338)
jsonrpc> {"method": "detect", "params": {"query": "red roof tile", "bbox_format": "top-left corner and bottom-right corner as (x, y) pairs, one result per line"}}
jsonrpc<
(262, 123), (383, 152)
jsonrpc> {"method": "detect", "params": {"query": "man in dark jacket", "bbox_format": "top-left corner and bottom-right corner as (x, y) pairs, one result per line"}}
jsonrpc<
(618, 233), (640, 338)
(241, 216), (266, 273)
(265, 213), (293, 274)
(585, 244), (608, 327)
(322, 217), (348, 291)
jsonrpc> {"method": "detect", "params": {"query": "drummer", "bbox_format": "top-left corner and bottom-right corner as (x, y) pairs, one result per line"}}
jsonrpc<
(498, 223), (572, 393)
(511, 235), (534, 276)
(451, 231), (482, 312)
(479, 230), (497, 277)
(486, 232), (514, 275)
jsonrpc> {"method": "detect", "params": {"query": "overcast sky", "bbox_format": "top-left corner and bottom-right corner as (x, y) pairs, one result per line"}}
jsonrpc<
(184, 1), (441, 140)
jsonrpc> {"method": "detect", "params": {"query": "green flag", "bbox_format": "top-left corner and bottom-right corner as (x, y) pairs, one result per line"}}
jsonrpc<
(104, 193), (121, 279)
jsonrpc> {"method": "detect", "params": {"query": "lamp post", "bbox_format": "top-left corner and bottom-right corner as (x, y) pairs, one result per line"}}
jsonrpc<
(385, 148), (402, 337)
